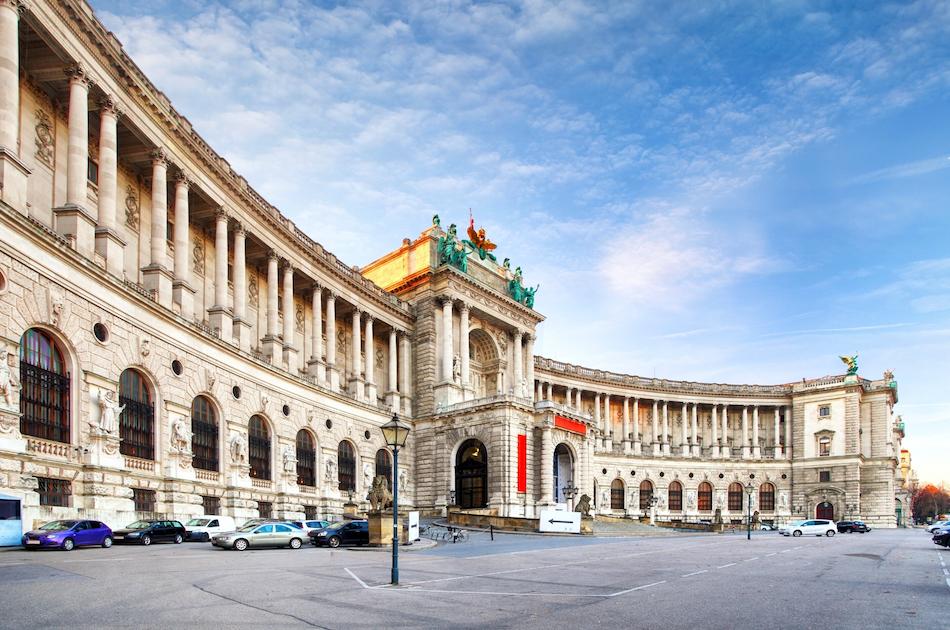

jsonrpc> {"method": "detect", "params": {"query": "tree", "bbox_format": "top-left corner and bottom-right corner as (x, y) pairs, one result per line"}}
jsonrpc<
(911, 483), (950, 523)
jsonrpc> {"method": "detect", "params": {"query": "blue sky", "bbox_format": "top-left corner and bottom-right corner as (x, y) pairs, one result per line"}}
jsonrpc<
(92, 0), (949, 484)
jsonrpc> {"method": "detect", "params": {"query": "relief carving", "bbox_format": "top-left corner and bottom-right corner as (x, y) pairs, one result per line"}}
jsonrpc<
(192, 237), (205, 274)
(247, 276), (259, 307)
(124, 185), (140, 229)
(34, 109), (54, 167)
(295, 305), (304, 332)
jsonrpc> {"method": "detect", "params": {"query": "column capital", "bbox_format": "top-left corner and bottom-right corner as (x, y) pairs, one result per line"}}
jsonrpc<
(325, 289), (337, 300)
(351, 305), (362, 317)
(457, 300), (469, 313)
(512, 328), (524, 340)
(281, 261), (294, 274)
(0, 0), (25, 14)
(267, 249), (280, 262)
(437, 295), (454, 307)
(97, 94), (124, 118)
(175, 170), (193, 188)
(150, 147), (169, 166)
(64, 62), (92, 87)
(362, 312), (374, 323)
(233, 221), (246, 236)
(215, 206), (229, 221)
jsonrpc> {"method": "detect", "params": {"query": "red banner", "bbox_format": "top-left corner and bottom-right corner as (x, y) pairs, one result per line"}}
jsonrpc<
(517, 434), (527, 493)
(555, 415), (586, 435)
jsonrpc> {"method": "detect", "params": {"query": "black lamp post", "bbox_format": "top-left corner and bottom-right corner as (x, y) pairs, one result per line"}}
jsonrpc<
(381, 412), (411, 585)
(745, 482), (754, 540)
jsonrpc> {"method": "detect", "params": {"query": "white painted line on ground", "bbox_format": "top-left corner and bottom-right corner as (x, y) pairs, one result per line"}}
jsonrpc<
(716, 563), (736, 569)
(743, 557), (759, 562)
(345, 567), (370, 589)
(404, 563), (562, 586)
(779, 549), (793, 553)
(765, 552), (777, 557)
(681, 570), (708, 577)
(401, 587), (606, 598)
(609, 580), (667, 597)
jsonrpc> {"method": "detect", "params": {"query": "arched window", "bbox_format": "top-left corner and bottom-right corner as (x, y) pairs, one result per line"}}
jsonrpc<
(728, 482), (743, 511)
(668, 481), (683, 512)
(191, 396), (218, 472)
(119, 369), (154, 460)
(375, 448), (392, 486)
(296, 430), (316, 487)
(338, 441), (356, 493)
(248, 416), (271, 480)
(610, 479), (625, 510)
(759, 483), (775, 512)
(698, 482), (713, 512)
(553, 443), (574, 504)
(455, 439), (488, 509)
(639, 480), (654, 511)
(19, 328), (70, 443)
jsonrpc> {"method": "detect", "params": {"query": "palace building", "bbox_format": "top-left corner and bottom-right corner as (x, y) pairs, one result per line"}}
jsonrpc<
(0, 0), (909, 538)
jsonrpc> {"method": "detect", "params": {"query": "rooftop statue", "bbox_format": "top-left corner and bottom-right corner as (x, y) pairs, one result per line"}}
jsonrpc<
(839, 354), (859, 376)
(437, 223), (468, 273)
(432, 214), (440, 228)
(463, 212), (498, 261)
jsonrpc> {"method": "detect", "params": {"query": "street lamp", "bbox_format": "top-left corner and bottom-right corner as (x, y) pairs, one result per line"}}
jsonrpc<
(649, 494), (659, 526)
(380, 412), (411, 585)
(745, 482), (754, 540)
(563, 484), (578, 507)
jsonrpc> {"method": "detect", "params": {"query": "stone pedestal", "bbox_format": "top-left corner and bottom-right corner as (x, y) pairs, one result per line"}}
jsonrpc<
(661, 443), (670, 456)
(95, 227), (127, 278)
(433, 382), (461, 408)
(0, 408), (25, 454)
(142, 264), (174, 309)
(172, 280), (196, 321)
(327, 364), (341, 392)
(368, 510), (402, 546)
(343, 500), (360, 518)
(85, 430), (124, 469)
(691, 444), (701, 457)
(233, 318), (252, 352)
(261, 335), (281, 364)
(164, 449), (196, 481)
(711, 445), (720, 458)
(0, 148), (30, 215)
(752, 446), (761, 459)
(227, 464), (252, 488)
(54, 203), (97, 258)
(365, 382), (378, 405)
(580, 515), (594, 535)
(282, 345), (298, 373)
(348, 377), (366, 402)
(208, 306), (233, 344)
(633, 440), (641, 455)
(385, 390), (400, 412)
(652, 442), (660, 456)
(307, 358), (326, 384)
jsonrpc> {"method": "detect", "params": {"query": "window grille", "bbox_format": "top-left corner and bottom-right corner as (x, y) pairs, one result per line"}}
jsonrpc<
(819, 470), (831, 483)
(296, 430), (316, 486)
(610, 480), (624, 510)
(257, 501), (273, 519)
(37, 477), (71, 507)
(249, 416), (271, 480)
(759, 484), (775, 511)
(728, 483), (743, 511)
(375, 449), (392, 486)
(639, 481), (653, 510)
(191, 397), (219, 472)
(19, 329), (70, 443)
(133, 488), (156, 513)
(668, 482), (683, 511)
(698, 482), (713, 511)
(338, 441), (356, 493)
(202, 495), (220, 515)
(119, 370), (154, 460)
(304, 505), (318, 520)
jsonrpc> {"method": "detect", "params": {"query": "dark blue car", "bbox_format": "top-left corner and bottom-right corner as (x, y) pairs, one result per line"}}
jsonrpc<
(22, 519), (113, 550)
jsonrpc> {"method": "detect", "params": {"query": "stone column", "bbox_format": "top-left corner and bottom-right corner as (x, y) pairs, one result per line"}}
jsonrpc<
(773, 407), (781, 459)
(575, 389), (582, 410)
(307, 286), (325, 382)
(752, 405), (761, 459)
(721, 405), (730, 458)
(142, 148), (173, 307)
(632, 398), (641, 454)
(94, 96), (125, 277)
(364, 315), (376, 403)
(741, 406), (750, 459)
(594, 393), (602, 435)
(711, 405), (720, 458)
(261, 251), (281, 363)
(171, 172), (194, 320)
(691, 403), (700, 456)
(231, 225), (251, 351)
(209, 208), (233, 344)
(512, 330), (524, 397)
(540, 420), (553, 505)
(441, 298), (454, 383)
(662, 401), (670, 455)
(326, 292), (339, 391)
(386, 329), (399, 411)
(536, 381), (543, 402)
(784, 405), (792, 459)
(398, 332), (411, 415)
(622, 397), (630, 446)
(652, 400), (660, 456)
(525, 334), (535, 402)
(681, 402), (689, 457)
(0, 0), (28, 213)
(56, 64), (97, 256)
(281, 263), (296, 370)
(546, 382), (553, 401)
(349, 309), (364, 400)
(458, 303), (471, 391)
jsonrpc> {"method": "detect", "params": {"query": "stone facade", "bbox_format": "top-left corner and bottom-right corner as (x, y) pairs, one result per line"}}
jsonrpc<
(0, 0), (906, 534)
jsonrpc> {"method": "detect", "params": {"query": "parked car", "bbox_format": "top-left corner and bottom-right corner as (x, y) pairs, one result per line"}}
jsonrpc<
(211, 522), (305, 550)
(22, 520), (113, 551)
(112, 520), (187, 545)
(290, 520), (331, 535)
(185, 515), (237, 542)
(310, 520), (369, 548)
(760, 524), (774, 531)
(933, 528), (950, 548)
(777, 521), (803, 535)
(925, 521), (950, 533)
(837, 520), (870, 533)
(782, 519), (836, 537)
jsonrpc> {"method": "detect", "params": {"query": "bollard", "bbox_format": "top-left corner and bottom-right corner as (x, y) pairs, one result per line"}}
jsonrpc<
(490, 524), (494, 541)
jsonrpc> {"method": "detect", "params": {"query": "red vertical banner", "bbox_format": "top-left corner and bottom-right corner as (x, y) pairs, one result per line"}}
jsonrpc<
(517, 434), (527, 493)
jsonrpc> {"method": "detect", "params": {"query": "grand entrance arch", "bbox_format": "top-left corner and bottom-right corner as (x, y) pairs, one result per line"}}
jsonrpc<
(469, 329), (499, 398)
(455, 439), (488, 508)
(816, 501), (834, 520)
(553, 443), (574, 504)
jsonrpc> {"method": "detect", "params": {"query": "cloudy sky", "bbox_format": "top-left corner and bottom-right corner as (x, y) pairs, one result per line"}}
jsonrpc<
(91, 0), (949, 484)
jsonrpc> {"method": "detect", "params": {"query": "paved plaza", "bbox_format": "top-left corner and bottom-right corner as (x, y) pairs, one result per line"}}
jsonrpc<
(0, 528), (945, 629)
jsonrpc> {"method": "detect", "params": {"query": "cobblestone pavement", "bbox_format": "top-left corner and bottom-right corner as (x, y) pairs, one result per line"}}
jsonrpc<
(0, 528), (944, 629)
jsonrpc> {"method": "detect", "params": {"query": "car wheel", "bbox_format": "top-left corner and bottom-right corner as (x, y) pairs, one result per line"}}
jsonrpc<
(174, 534), (183, 544)
(328, 536), (341, 548)
(826, 530), (835, 537)
(62, 538), (75, 551)
(792, 530), (802, 537)
(289, 538), (302, 550)
(102, 537), (113, 549)
(141, 535), (152, 546)
(233, 538), (249, 551)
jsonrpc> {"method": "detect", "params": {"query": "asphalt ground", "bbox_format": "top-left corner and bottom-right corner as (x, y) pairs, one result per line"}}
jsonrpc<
(0, 528), (945, 629)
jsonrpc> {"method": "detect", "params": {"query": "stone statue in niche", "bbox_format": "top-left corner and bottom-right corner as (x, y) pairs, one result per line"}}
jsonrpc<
(452, 354), (461, 383)
(0, 348), (19, 410)
(324, 456), (337, 482)
(362, 462), (373, 490)
(170, 415), (190, 452)
(96, 390), (124, 435)
(399, 467), (409, 492)
(228, 432), (247, 465)
(282, 444), (296, 473)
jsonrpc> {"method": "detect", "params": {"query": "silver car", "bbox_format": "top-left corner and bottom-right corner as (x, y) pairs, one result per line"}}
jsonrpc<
(211, 523), (305, 551)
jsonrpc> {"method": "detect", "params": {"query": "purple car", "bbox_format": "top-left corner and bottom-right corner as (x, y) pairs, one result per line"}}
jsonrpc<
(22, 519), (113, 550)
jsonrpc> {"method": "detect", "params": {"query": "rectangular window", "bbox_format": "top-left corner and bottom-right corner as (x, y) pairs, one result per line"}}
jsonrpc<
(819, 438), (831, 457)
(202, 495), (220, 515)
(818, 404), (831, 418)
(87, 159), (98, 185)
(133, 488), (156, 513)
(37, 477), (71, 507)
(819, 471), (831, 483)
(304, 505), (318, 521)
(257, 501), (273, 519)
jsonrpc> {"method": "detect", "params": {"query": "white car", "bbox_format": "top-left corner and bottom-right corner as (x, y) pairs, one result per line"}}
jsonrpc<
(185, 515), (237, 542)
(926, 521), (950, 533)
(782, 519), (836, 537)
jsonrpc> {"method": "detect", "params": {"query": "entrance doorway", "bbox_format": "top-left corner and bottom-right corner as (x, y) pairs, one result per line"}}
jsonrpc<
(553, 443), (573, 504)
(0, 494), (22, 547)
(455, 439), (488, 509)
(816, 501), (834, 520)
(895, 499), (903, 526)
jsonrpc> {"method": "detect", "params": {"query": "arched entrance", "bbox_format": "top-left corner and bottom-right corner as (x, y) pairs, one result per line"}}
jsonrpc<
(816, 501), (834, 520)
(553, 443), (574, 504)
(455, 439), (488, 508)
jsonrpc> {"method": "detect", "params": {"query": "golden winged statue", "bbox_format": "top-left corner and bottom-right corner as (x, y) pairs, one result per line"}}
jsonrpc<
(839, 354), (858, 376)
(467, 216), (497, 252)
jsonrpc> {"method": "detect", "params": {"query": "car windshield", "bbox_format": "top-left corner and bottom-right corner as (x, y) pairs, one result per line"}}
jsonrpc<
(326, 522), (348, 531)
(187, 519), (211, 527)
(237, 524), (259, 532)
(125, 520), (153, 530)
(39, 520), (77, 531)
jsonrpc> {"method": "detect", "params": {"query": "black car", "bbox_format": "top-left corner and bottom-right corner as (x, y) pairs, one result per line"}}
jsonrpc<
(112, 519), (187, 545)
(836, 520), (870, 533)
(310, 520), (369, 548)
(933, 527), (950, 548)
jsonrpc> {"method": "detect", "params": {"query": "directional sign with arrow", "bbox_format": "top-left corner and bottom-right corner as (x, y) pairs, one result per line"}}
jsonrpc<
(539, 509), (581, 533)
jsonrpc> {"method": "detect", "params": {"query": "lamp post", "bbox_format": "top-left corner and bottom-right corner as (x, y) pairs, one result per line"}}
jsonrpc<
(564, 484), (578, 509)
(649, 494), (659, 526)
(745, 482), (754, 540)
(380, 412), (411, 585)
